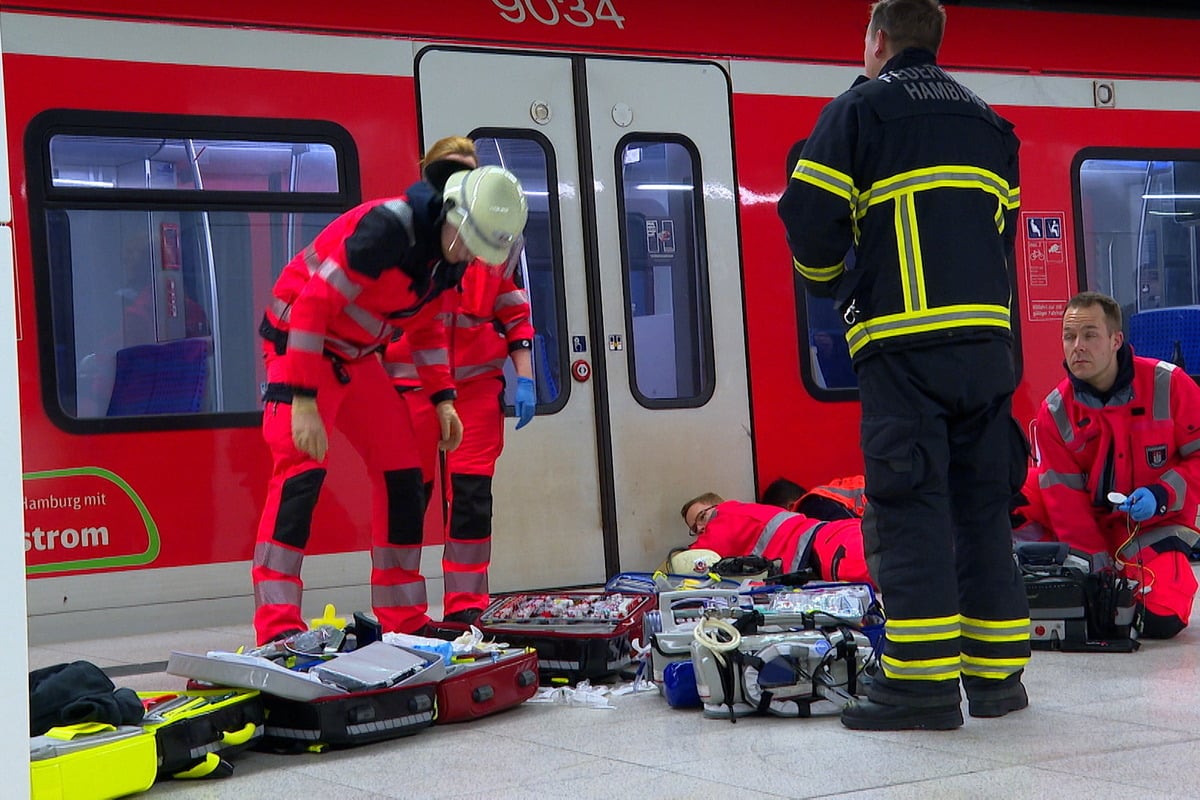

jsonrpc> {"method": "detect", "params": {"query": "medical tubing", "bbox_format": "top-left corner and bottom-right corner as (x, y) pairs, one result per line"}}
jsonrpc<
(693, 615), (741, 666)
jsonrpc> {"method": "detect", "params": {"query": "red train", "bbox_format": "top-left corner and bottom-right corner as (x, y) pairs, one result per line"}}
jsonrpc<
(7, 0), (1199, 640)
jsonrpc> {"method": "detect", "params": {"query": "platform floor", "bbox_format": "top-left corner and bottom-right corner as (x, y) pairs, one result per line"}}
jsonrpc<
(28, 568), (1200, 800)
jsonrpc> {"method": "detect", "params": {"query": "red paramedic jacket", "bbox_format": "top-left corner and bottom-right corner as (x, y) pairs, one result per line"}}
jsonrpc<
(264, 183), (456, 402)
(1034, 346), (1200, 556)
(693, 500), (870, 584)
(383, 262), (534, 388)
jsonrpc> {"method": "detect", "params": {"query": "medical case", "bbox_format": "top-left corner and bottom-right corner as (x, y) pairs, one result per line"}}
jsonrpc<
(434, 648), (539, 723)
(648, 588), (743, 683)
(139, 688), (265, 779)
(1018, 543), (1138, 653)
(30, 723), (157, 800)
(468, 591), (656, 683)
(256, 644), (445, 751)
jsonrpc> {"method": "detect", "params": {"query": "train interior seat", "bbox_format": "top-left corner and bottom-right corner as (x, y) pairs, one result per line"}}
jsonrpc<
(106, 337), (210, 416)
(1127, 305), (1200, 374)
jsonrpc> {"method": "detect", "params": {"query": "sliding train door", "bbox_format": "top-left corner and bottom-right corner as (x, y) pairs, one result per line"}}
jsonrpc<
(416, 49), (752, 588)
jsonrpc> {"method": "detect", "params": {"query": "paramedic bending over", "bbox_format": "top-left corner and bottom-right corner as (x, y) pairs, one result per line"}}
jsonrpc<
(384, 136), (537, 626)
(251, 162), (528, 645)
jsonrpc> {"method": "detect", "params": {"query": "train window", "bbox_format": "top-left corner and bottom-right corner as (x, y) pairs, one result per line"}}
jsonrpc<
(473, 134), (567, 413)
(616, 137), (714, 407)
(797, 283), (859, 395)
(1076, 153), (1200, 375)
(27, 111), (359, 433)
(49, 135), (341, 193)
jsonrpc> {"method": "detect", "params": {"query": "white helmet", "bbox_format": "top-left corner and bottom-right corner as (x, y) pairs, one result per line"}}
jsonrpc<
(442, 166), (529, 269)
(667, 548), (722, 577)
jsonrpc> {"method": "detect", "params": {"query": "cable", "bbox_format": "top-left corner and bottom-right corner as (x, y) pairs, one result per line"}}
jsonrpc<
(693, 616), (741, 666)
(1114, 516), (1158, 594)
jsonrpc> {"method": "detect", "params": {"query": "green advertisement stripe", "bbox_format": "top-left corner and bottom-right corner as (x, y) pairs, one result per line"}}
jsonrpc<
(24, 467), (160, 575)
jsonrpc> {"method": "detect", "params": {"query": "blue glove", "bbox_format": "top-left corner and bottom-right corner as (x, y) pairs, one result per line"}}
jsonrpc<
(514, 377), (536, 430)
(1117, 487), (1158, 522)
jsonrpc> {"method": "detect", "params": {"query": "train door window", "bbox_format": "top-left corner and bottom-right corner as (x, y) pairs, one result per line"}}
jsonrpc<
(28, 111), (359, 432)
(798, 288), (858, 395)
(474, 134), (567, 413)
(616, 137), (713, 407)
(1076, 152), (1200, 375)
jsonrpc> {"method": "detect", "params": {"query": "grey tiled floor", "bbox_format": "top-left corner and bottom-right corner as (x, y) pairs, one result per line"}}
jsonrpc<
(29, 568), (1200, 800)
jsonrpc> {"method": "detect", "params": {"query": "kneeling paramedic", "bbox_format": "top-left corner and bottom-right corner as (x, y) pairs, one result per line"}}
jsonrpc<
(1020, 291), (1200, 639)
(252, 165), (529, 645)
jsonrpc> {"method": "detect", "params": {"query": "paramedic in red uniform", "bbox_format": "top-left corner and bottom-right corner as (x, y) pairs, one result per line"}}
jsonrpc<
(680, 493), (872, 585)
(385, 136), (537, 625)
(251, 164), (529, 645)
(1029, 291), (1200, 639)
(777, 0), (1031, 730)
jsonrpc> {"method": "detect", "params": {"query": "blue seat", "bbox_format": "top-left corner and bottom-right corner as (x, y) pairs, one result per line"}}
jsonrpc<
(107, 337), (210, 416)
(1127, 306), (1200, 374)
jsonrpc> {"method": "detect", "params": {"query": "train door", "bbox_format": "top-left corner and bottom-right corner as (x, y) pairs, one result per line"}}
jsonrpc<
(417, 50), (753, 587)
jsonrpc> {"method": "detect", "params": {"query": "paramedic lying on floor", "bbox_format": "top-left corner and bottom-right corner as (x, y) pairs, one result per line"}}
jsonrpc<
(679, 493), (872, 585)
(1013, 291), (1200, 639)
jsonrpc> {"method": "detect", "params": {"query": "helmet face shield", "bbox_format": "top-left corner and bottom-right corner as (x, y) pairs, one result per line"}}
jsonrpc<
(442, 166), (529, 275)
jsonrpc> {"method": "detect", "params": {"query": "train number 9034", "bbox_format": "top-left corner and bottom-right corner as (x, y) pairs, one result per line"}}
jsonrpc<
(493, 0), (625, 29)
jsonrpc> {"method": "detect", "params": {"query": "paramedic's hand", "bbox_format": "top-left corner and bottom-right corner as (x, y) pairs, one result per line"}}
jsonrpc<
(514, 377), (536, 430)
(291, 396), (328, 461)
(436, 400), (463, 452)
(1117, 487), (1157, 522)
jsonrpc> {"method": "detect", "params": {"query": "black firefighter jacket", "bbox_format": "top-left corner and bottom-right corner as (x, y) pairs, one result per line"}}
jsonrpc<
(778, 48), (1021, 362)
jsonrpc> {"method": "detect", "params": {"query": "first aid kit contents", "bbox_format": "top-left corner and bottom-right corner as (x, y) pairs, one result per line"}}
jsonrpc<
(767, 584), (874, 619)
(604, 571), (742, 594)
(167, 628), (450, 752)
(470, 592), (656, 683)
(256, 642), (445, 752)
(484, 593), (643, 623)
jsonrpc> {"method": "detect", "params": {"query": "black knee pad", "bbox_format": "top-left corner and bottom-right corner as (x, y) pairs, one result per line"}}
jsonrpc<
(450, 474), (493, 541)
(274, 468), (327, 548)
(1141, 608), (1186, 640)
(384, 468), (425, 546)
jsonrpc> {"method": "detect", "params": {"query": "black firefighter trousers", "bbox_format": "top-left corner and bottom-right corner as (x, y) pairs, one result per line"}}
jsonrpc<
(857, 337), (1031, 708)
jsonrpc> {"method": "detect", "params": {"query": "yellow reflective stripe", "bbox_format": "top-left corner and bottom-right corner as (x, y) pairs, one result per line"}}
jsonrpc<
(1009, 184), (1021, 209)
(887, 628), (959, 643)
(846, 304), (1011, 356)
(961, 654), (1028, 680)
(880, 654), (960, 681)
(894, 193), (926, 311)
(887, 614), (960, 630)
(961, 615), (1030, 642)
(793, 256), (844, 284)
(791, 159), (857, 205)
(862, 165), (1013, 212)
(961, 615), (1030, 631)
(994, 202), (1004, 234)
(885, 613), (960, 642)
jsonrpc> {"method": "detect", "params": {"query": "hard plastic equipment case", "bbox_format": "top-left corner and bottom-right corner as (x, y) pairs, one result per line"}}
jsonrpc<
(434, 648), (539, 723)
(139, 688), (265, 779)
(256, 645), (445, 752)
(30, 723), (157, 800)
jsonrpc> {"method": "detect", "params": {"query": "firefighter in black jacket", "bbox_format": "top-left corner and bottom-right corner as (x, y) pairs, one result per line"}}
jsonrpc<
(778, 0), (1031, 731)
